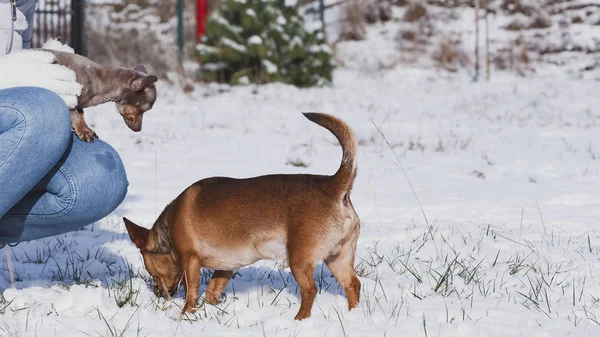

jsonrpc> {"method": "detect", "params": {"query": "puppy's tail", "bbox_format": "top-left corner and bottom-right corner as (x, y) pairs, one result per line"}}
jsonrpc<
(302, 113), (358, 194)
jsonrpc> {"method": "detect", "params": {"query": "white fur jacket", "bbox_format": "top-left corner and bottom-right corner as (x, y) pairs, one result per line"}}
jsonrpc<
(0, 1), (82, 108)
(0, 1), (29, 55)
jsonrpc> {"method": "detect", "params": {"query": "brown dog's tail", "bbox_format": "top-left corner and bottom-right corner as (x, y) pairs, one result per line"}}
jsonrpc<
(302, 113), (358, 194)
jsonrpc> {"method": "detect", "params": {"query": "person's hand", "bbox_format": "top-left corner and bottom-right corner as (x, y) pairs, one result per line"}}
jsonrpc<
(0, 50), (82, 108)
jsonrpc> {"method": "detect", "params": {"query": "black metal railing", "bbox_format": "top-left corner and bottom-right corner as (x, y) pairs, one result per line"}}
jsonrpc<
(32, 0), (86, 55)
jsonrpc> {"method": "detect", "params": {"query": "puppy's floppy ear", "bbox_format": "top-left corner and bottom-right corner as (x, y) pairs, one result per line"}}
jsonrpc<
(123, 217), (150, 250)
(131, 75), (158, 91)
(133, 65), (148, 74)
(142, 75), (158, 87)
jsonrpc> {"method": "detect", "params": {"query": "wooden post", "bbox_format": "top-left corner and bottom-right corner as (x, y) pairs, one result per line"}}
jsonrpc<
(474, 0), (480, 81)
(485, 0), (490, 81)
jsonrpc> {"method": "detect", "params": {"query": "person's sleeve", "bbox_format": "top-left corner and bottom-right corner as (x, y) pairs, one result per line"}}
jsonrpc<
(18, 0), (37, 49)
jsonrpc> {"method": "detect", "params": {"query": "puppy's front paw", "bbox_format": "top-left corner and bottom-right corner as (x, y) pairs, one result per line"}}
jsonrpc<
(73, 125), (98, 142)
(180, 305), (197, 317)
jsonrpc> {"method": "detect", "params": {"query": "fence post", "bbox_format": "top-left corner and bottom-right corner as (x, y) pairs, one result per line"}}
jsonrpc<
(196, 0), (208, 43)
(71, 0), (86, 56)
(178, 0), (184, 55)
(319, 0), (325, 32)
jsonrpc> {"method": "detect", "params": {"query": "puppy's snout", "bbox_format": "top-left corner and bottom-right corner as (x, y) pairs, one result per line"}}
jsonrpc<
(120, 104), (143, 132)
(129, 120), (142, 132)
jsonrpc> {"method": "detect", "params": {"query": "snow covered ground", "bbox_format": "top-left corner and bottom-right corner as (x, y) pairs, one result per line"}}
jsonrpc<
(2, 26), (600, 337)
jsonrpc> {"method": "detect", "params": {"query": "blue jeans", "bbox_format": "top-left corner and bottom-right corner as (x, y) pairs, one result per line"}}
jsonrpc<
(0, 87), (128, 244)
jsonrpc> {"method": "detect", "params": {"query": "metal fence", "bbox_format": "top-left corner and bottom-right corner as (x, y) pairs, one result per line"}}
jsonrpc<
(304, 0), (347, 25)
(302, 0), (349, 42)
(32, 0), (86, 55)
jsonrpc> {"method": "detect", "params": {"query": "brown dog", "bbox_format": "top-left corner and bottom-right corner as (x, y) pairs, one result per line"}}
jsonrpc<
(124, 113), (361, 320)
(44, 49), (158, 142)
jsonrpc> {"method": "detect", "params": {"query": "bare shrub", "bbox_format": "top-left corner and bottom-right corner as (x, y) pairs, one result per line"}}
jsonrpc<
(504, 10), (552, 31)
(493, 36), (533, 76)
(529, 11), (552, 29)
(403, 0), (427, 23)
(505, 14), (529, 30)
(432, 36), (466, 72)
(341, 0), (367, 41)
(378, 0), (393, 22)
(500, 0), (536, 16)
(365, 0), (393, 24)
(399, 29), (418, 41)
(365, 0), (379, 24)
(396, 1), (433, 52)
(572, 15), (583, 24)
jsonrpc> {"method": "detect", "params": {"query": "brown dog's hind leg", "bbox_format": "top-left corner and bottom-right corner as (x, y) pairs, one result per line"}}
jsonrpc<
(325, 243), (361, 311)
(70, 108), (97, 142)
(205, 270), (233, 305)
(289, 248), (317, 320)
(181, 254), (202, 315)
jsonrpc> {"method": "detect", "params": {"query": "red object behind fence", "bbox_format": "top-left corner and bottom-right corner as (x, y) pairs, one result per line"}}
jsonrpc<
(196, 0), (208, 42)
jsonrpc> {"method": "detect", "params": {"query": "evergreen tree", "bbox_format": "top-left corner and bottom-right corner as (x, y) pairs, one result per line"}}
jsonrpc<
(197, 0), (334, 87)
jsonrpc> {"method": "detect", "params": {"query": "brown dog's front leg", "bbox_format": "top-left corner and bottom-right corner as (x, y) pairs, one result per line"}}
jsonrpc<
(205, 270), (233, 305)
(70, 108), (98, 142)
(181, 254), (202, 315)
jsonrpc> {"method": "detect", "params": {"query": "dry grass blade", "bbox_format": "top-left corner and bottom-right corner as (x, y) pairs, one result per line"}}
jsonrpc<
(372, 121), (431, 229)
(5, 247), (15, 289)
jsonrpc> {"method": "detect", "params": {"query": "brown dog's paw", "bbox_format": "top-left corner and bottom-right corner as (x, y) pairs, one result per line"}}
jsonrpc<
(180, 305), (197, 316)
(73, 125), (98, 142)
(204, 293), (220, 305)
(293, 310), (312, 321)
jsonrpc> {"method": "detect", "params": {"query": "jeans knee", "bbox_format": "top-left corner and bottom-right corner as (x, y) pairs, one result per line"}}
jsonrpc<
(101, 142), (128, 211)
(0, 87), (71, 155)
(106, 161), (129, 212)
(72, 138), (128, 222)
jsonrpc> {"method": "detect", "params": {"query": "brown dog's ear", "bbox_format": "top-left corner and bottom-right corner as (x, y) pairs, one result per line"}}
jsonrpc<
(123, 217), (150, 250)
(131, 75), (158, 91)
(133, 65), (148, 74)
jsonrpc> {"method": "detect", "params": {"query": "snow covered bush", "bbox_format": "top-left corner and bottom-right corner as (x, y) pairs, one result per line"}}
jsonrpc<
(403, 0), (428, 23)
(196, 0), (334, 87)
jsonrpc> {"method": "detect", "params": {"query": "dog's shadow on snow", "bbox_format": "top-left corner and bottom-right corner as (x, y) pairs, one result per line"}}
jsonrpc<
(0, 195), (147, 292)
(0, 221), (347, 307)
(192, 264), (347, 304)
(0, 220), (139, 291)
(0, 193), (346, 305)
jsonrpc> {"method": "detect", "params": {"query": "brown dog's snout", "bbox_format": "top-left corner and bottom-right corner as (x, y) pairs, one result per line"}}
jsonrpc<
(121, 104), (143, 132)
(153, 282), (179, 298)
(153, 284), (161, 297)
